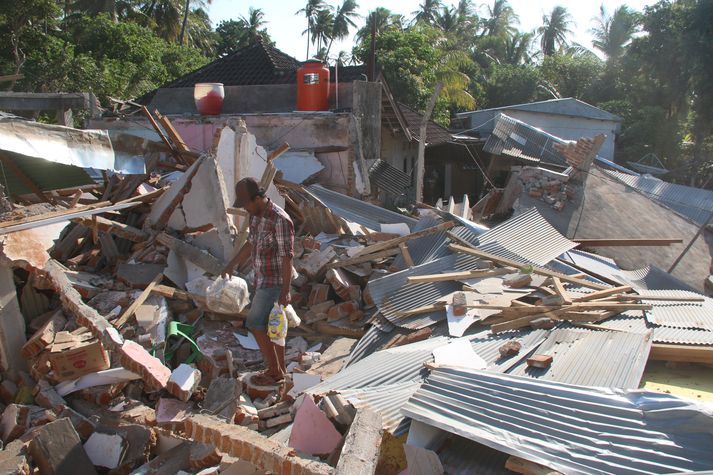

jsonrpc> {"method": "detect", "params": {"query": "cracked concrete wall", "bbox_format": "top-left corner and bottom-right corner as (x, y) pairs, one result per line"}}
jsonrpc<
(0, 265), (27, 373)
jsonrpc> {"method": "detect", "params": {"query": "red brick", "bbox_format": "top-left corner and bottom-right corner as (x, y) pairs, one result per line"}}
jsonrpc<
(307, 284), (330, 307)
(118, 340), (171, 390)
(327, 300), (360, 321)
(302, 237), (321, 251)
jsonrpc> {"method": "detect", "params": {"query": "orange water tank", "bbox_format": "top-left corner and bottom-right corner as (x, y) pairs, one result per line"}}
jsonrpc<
(297, 60), (330, 111)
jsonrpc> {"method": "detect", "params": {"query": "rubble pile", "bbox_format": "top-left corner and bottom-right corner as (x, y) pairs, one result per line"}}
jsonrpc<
(0, 111), (712, 475)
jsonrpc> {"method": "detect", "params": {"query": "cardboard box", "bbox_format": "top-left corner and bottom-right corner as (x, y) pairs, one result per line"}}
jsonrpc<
(49, 332), (110, 381)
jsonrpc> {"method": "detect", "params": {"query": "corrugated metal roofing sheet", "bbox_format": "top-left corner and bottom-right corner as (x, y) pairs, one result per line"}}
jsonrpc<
(506, 327), (653, 388)
(588, 313), (713, 345)
(305, 184), (418, 232)
(401, 368), (713, 475)
(476, 208), (578, 266)
(602, 168), (713, 225)
(337, 381), (421, 436)
(0, 153), (94, 196)
(367, 253), (488, 329)
(484, 114), (569, 167)
(637, 289), (713, 331)
(368, 159), (412, 197)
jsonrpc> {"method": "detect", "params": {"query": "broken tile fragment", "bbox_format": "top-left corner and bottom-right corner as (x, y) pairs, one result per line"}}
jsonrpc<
(118, 340), (171, 390)
(288, 396), (342, 455)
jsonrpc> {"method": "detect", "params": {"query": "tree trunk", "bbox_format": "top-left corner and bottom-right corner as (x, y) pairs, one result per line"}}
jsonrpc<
(306, 25), (310, 59)
(416, 82), (444, 203)
(179, 0), (191, 45)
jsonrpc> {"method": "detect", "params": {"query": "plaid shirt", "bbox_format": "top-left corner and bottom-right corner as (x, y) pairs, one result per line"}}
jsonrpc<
(249, 199), (294, 289)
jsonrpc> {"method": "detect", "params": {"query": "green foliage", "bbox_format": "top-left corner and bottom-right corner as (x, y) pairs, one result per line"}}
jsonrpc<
(483, 64), (541, 107)
(215, 17), (271, 57)
(540, 53), (603, 102)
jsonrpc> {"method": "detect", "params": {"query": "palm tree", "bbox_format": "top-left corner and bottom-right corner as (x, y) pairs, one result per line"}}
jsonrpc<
(591, 5), (640, 60)
(179, 0), (211, 45)
(537, 6), (573, 56)
(435, 6), (459, 33)
(485, 0), (519, 38)
(412, 0), (443, 25)
(456, 0), (475, 21)
(297, 0), (327, 59)
(325, 0), (359, 57)
(311, 7), (334, 54)
(241, 7), (267, 42)
(503, 31), (533, 64)
(355, 7), (403, 44)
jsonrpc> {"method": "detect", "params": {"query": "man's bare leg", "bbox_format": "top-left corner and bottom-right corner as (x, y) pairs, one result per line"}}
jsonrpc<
(273, 343), (286, 377)
(251, 329), (281, 384)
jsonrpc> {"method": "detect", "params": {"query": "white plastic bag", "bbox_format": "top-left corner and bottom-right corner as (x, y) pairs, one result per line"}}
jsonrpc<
(284, 304), (301, 328)
(203, 276), (250, 314)
(267, 304), (288, 346)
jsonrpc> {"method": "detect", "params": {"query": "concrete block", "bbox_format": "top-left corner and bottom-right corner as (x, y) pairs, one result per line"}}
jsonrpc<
(29, 418), (97, 475)
(83, 430), (127, 470)
(0, 404), (30, 444)
(166, 364), (201, 402)
(335, 407), (383, 475)
(0, 439), (30, 475)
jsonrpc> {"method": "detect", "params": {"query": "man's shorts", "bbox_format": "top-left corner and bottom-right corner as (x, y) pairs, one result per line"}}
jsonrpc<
(246, 287), (281, 331)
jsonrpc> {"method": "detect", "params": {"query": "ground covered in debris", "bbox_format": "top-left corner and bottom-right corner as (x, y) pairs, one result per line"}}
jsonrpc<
(0, 115), (712, 475)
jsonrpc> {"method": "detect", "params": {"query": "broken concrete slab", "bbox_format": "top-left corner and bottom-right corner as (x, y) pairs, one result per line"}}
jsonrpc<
(203, 377), (242, 422)
(116, 263), (165, 289)
(273, 151), (325, 184)
(0, 439), (30, 475)
(83, 429), (127, 470)
(288, 395), (342, 456)
(29, 418), (97, 475)
(307, 338), (357, 379)
(335, 407), (383, 475)
(156, 397), (192, 427)
(287, 373), (322, 399)
(166, 364), (201, 402)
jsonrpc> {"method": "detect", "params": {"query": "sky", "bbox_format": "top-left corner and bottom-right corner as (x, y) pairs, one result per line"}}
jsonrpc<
(207, 0), (656, 62)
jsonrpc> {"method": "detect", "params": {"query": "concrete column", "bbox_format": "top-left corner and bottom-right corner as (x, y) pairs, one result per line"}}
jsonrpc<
(0, 265), (27, 373)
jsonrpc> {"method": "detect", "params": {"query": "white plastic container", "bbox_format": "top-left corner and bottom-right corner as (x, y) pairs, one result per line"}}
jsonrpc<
(193, 82), (224, 115)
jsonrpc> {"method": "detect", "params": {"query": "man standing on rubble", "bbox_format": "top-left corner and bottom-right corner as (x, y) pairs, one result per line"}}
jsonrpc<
(222, 177), (293, 387)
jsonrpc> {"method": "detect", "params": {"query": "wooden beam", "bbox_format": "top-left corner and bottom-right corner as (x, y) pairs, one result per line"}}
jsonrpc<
(151, 284), (192, 301)
(154, 110), (190, 153)
(356, 221), (455, 258)
(408, 268), (507, 284)
(395, 302), (446, 318)
(574, 238), (683, 247)
(154, 156), (205, 228)
(448, 244), (609, 290)
(572, 286), (632, 302)
(327, 247), (400, 269)
(72, 215), (148, 242)
(113, 272), (164, 329)
(649, 343), (713, 364)
(550, 277), (572, 305)
(399, 242), (415, 267)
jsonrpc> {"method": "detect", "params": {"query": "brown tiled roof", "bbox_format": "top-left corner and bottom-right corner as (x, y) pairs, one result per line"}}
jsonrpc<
(153, 39), (368, 88)
(398, 103), (453, 146)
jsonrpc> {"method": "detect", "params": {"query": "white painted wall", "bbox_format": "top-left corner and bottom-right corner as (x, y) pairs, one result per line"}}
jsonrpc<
(505, 110), (619, 161)
(0, 266), (27, 372)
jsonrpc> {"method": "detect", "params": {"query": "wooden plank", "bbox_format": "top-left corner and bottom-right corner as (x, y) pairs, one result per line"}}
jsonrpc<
(448, 244), (609, 290)
(446, 230), (477, 249)
(142, 107), (176, 157)
(395, 302), (446, 318)
(617, 294), (705, 302)
(72, 215), (148, 242)
(154, 156), (205, 228)
(151, 284), (191, 301)
(408, 268), (506, 284)
(574, 238), (683, 247)
(355, 221), (455, 257)
(505, 456), (563, 475)
(267, 143), (290, 162)
(550, 277), (572, 305)
(571, 286), (632, 302)
(399, 242), (415, 267)
(491, 312), (560, 333)
(327, 247), (400, 269)
(154, 110), (190, 153)
(649, 343), (713, 364)
(113, 272), (164, 329)
(314, 321), (366, 338)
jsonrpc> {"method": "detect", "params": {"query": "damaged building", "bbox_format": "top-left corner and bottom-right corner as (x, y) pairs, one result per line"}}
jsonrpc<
(0, 40), (710, 475)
